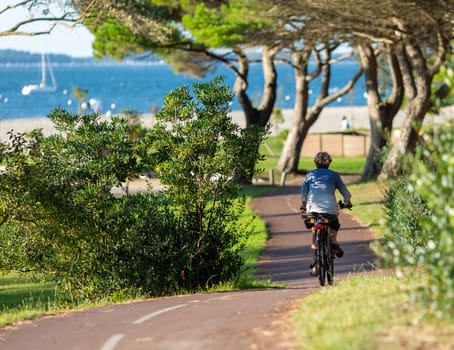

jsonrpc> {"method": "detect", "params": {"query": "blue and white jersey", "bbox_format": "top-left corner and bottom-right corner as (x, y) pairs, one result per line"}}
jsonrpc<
(300, 168), (351, 215)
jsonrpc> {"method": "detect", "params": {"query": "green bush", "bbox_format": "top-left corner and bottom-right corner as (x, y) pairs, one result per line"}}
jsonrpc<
(138, 77), (265, 290)
(382, 179), (431, 253)
(0, 78), (261, 302)
(0, 110), (145, 301)
(379, 122), (454, 317)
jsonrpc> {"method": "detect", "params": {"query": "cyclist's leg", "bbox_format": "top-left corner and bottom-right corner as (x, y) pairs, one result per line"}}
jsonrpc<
(311, 229), (317, 250)
(310, 229), (318, 276)
(329, 228), (339, 244)
(328, 217), (344, 258)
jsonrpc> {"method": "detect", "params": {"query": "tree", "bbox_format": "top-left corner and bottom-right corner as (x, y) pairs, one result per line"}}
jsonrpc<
(74, 0), (280, 181)
(276, 42), (363, 173)
(75, 0), (454, 178)
(182, 2), (363, 175)
(77, 1), (363, 176)
(0, 1), (81, 37)
(379, 9), (451, 179)
(274, 0), (453, 178)
(181, 2), (279, 179)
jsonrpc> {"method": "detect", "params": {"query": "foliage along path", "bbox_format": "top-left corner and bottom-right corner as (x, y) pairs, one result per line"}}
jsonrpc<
(0, 183), (376, 350)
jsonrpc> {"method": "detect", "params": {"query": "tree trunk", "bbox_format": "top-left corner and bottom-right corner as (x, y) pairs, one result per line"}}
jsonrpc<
(233, 46), (277, 128)
(277, 50), (311, 172)
(359, 43), (403, 180)
(379, 27), (447, 180)
(277, 44), (363, 174)
(231, 46), (279, 183)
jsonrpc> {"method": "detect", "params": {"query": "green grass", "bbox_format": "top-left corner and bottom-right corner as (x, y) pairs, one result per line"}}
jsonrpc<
(258, 155), (366, 176)
(210, 185), (284, 292)
(348, 180), (387, 237)
(294, 156), (366, 175)
(293, 273), (426, 350)
(258, 131), (367, 175)
(293, 272), (454, 350)
(0, 271), (57, 326)
(234, 197), (275, 289)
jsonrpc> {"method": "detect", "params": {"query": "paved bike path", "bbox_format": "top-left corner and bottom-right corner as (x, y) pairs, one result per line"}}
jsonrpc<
(0, 184), (377, 349)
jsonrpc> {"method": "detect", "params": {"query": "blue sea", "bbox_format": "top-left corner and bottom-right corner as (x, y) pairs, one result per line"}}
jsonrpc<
(0, 60), (366, 120)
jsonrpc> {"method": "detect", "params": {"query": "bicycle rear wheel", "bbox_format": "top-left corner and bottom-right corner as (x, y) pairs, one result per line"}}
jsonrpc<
(317, 230), (327, 286)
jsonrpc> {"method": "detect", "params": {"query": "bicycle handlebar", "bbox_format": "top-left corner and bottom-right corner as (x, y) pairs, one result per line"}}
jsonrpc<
(338, 200), (353, 210)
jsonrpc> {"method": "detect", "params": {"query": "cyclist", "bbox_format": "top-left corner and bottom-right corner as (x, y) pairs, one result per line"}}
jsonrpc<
(300, 151), (352, 276)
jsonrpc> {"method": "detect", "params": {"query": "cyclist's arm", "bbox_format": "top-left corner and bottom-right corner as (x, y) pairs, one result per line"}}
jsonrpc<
(300, 179), (309, 212)
(335, 174), (352, 205)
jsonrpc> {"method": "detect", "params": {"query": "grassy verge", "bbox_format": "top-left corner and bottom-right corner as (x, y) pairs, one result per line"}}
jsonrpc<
(348, 180), (388, 237)
(293, 271), (454, 350)
(209, 184), (284, 291)
(294, 273), (408, 349)
(293, 272), (454, 350)
(0, 272), (57, 326)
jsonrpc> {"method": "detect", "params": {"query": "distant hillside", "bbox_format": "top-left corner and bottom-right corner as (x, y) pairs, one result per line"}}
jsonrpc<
(0, 49), (161, 65)
(0, 49), (94, 64)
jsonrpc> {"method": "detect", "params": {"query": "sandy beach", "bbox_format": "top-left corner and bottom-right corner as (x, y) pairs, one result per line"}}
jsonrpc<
(1, 106), (453, 142)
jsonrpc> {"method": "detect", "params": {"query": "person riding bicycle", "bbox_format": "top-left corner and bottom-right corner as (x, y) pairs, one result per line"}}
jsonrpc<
(300, 151), (352, 276)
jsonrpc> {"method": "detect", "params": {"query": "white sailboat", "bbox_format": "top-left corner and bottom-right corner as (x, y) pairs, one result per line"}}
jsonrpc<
(21, 53), (57, 96)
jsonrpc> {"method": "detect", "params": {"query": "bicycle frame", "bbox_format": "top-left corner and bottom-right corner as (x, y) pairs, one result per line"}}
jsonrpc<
(304, 214), (335, 286)
(301, 201), (351, 286)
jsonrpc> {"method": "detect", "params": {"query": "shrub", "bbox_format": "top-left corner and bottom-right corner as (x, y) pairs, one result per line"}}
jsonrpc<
(0, 78), (261, 302)
(382, 179), (430, 253)
(138, 77), (265, 290)
(0, 110), (145, 301)
(378, 122), (454, 317)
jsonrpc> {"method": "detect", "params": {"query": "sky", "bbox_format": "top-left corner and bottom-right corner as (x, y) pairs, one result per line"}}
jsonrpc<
(0, 1), (95, 57)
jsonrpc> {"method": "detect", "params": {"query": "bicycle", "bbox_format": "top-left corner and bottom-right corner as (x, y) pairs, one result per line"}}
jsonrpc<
(301, 201), (352, 286)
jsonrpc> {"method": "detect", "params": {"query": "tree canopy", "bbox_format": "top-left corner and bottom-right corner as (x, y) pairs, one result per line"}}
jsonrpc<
(0, 0), (81, 37)
(5, 0), (453, 178)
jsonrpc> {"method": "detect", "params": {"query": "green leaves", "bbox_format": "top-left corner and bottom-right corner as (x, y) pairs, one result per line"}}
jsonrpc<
(181, 1), (271, 48)
(379, 122), (454, 317)
(138, 77), (264, 286)
(0, 78), (264, 301)
(143, 77), (259, 204)
(0, 109), (142, 300)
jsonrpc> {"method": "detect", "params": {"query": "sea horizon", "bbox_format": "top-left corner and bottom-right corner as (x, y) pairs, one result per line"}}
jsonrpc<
(0, 59), (367, 121)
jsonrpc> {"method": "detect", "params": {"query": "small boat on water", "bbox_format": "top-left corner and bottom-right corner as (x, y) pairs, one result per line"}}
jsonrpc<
(21, 53), (57, 96)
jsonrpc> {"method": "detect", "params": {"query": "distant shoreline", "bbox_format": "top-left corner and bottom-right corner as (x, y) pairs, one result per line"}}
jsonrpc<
(1, 106), (453, 142)
(0, 107), (370, 141)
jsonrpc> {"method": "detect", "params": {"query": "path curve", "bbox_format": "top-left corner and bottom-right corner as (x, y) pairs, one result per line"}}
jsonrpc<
(0, 185), (377, 349)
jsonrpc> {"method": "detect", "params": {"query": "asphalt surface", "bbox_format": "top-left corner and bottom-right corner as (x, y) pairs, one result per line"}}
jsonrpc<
(0, 183), (377, 350)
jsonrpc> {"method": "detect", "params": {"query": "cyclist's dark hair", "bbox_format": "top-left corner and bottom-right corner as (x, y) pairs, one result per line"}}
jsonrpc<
(314, 152), (332, 168)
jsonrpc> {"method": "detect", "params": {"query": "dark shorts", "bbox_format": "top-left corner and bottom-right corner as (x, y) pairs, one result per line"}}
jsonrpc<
(304, 213), (340, 231)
